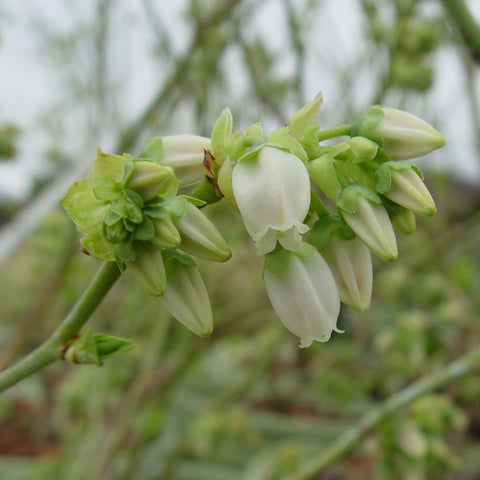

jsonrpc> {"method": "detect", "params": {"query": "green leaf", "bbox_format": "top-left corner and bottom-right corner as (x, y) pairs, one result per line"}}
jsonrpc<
(307, 215), (344, 252)
(114, 241), (138, 262)
(80, 229), (116, 261)
(337, 185), (381, 213)
(126, 202), (143, 224)
(91, 149), (126, 185)
(103, 211), (121, 226)
(161, 196), (188, 220)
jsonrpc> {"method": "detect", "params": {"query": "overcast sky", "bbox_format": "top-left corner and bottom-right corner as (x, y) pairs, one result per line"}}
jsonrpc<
(1, 0), (480, 202)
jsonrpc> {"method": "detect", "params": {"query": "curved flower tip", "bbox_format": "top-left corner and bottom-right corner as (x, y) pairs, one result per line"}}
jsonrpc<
(264, 250), (341, 346)
(232, 146), (311, 255)
(160, 265), (213, 337)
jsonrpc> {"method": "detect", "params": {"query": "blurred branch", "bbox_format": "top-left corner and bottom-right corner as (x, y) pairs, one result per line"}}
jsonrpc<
(0, 262), (120, 393)
(281, 342), (480, 480)
(441, 0), (480, 63)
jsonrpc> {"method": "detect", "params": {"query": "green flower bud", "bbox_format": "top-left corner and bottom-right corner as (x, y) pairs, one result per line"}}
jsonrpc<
(148, 216), (182, 250)
(174, 202), (231, 262)
(351, 105), (445, 160)
(125, 161), (178, 201)
(391, 210), (416, 235)
(104, 219), (129, 243)
(127, 247), (167, 296)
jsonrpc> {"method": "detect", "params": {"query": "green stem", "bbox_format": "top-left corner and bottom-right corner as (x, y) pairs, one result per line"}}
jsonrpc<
(0, 261), (121, 393)
(317, 124), (351, 142)
(280, 344), (480, 480)
(441, 0), (480, 63)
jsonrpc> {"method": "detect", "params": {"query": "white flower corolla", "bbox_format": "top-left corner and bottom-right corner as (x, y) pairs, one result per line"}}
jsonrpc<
(160, 264), (213, 337)
(174, 202), (232, 262)
(264, 250), (341, 347)
(322, 237), (373, 312)
(341, 196), (398, 262)
(160, 135), (211, 188)
(232, 146), (310, 255)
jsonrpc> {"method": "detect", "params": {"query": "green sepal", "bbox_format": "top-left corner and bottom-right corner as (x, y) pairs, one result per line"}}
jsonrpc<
(187, 177), (222, 205)
(268, 127), (308, 162)
(343, 161), (376, 190)
(292, 242), (316, 260)
(245, 122), (264, 137)
(350, 105), (385, 146)
(223, 135), (266, 163)
(125, 189), (145, 208)
(125, 201), (143, 224)
(114, 241), (138, 262)
(80, 229), (116, 261)
(60, 177), (108, 233)
(162, 249), (196, 279)
(210, 107), (233, 165)
(103, 211), (121, 226)
(308, 154), (341, 200)
(122, 156), (135, 183)
(161, 196), (188, 220)
(307, 215), (355, 252)
(93, 183), (121, 201)
(138, 136), (163, 162)
(263, 244), (289, 274)
(375, 160), (413, 194)
(134, 216), (155, 241)
(104, 220), (129, 243)
(94, 333), (133, 360)
(337, 185), (382, 214)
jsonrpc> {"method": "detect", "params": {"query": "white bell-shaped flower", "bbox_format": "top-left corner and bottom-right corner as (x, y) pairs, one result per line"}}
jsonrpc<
(322, 237), (373, 312)
(264, 250), (341, 347)
(160, 264), (213, 337)
(232, 146), (310, 255)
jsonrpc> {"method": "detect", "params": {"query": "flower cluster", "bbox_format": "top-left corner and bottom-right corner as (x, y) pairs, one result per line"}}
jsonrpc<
(61, 92), (445, 347)
(207, 93), (444, 347)
(61, 140), (231, 338)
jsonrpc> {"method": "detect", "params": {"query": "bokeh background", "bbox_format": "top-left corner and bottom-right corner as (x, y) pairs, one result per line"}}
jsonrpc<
(1, 0), (480, 478)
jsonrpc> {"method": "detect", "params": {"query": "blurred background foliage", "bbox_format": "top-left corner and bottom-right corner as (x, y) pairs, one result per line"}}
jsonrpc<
(1, 0), (480, 478)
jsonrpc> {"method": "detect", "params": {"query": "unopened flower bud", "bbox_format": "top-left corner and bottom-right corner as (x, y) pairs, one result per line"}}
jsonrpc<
(264, 250), (341, 347)
(126, 161), (177, 201)
(149, 135), (212, 188)
(376, 162), (436, 216)
(174, 202), (231, 262)
(127, 247), (167, 296)
(148, 216), (181, 250)
(160, 264), (213, 337)
(338, 185), (398, 262)
(392, 210), (417, 235)
(322, 237), (373, 312)
(352, 105), (445, 160)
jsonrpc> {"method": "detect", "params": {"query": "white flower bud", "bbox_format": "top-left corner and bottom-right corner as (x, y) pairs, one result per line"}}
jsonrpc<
(127, 247), (167, 296)
(160, 265), (213, 337)
(232, 146), (310, 255)
(322, 237), (373, 312)
(352, 106), (446, 160)
(340, 193), (398, 262)
(160, 135), (211, 188)
(174, 202), (231, 262)
(264, 251), (341, 347)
